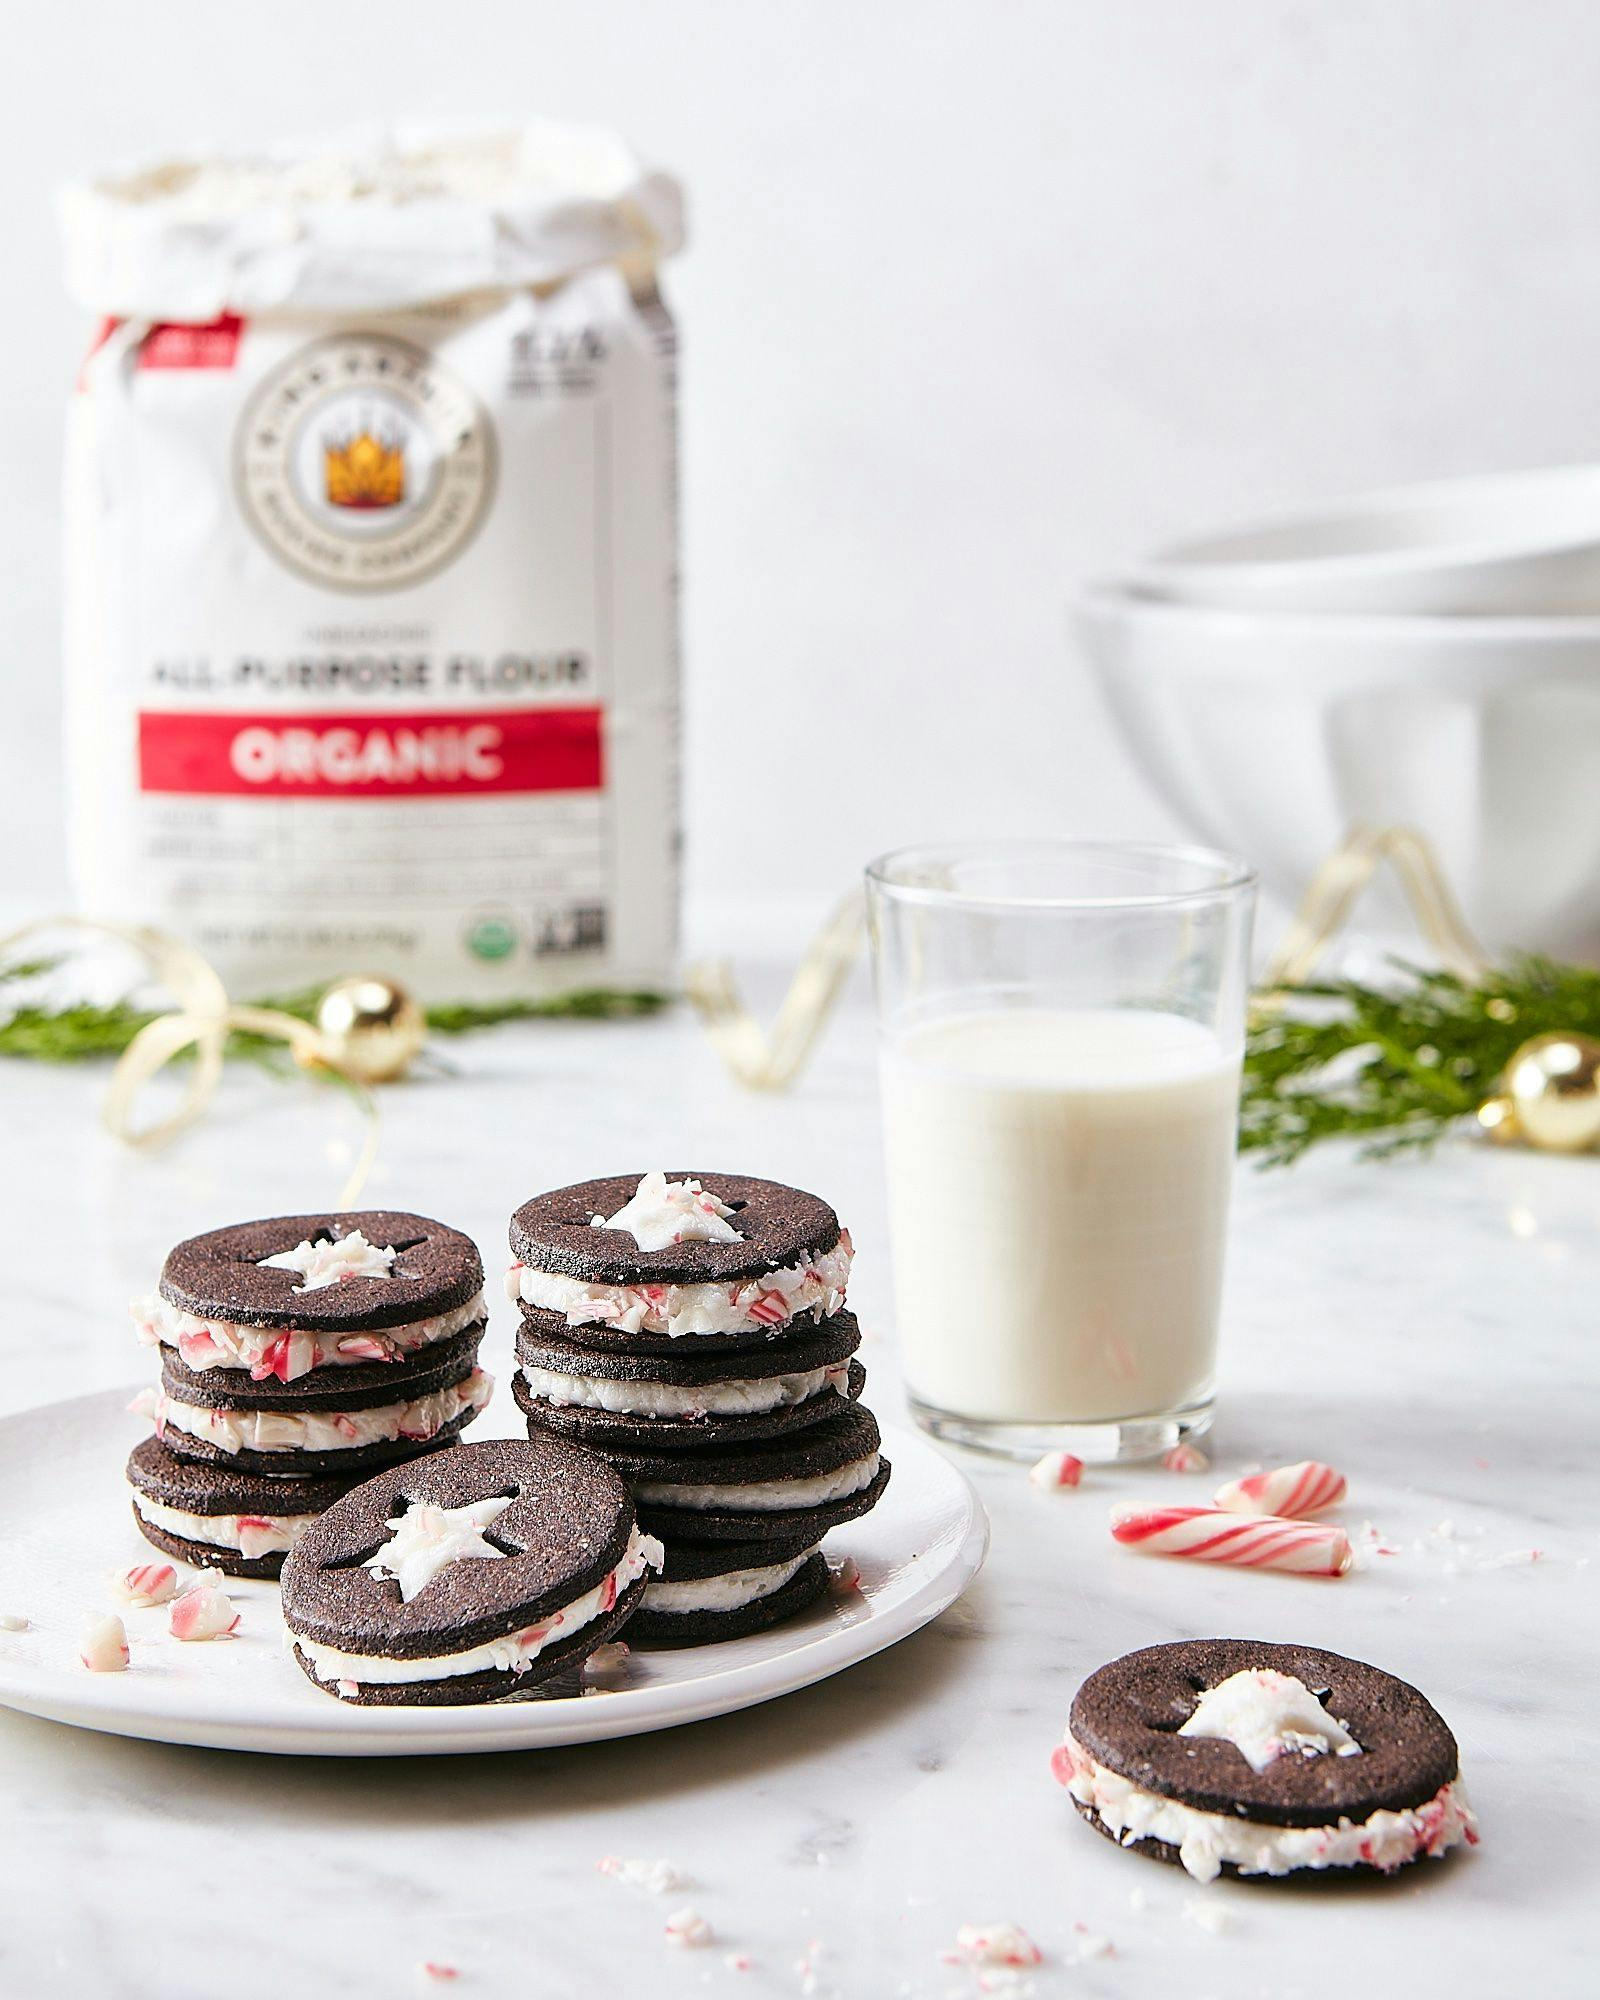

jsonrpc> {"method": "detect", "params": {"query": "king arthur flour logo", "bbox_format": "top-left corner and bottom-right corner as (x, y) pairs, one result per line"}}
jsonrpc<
(235, 334), (496, 590)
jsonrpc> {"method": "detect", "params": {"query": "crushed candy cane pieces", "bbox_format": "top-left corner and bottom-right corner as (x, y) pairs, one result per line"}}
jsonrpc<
(169, 1583), (240, 1641)
(664, 1907), (713, 1948)
(1214, 1459), (1346, 1518)
(110, 1563), (179, 1608)
(1028, 1451), (1084, 1490)
(1162, 1442), (1209, 1473)
(830, 1555), (863, 1592)
(0, 1611), (30, 1632)
(598, 1856), (686, 1895)
(418, 1966), (459, 1984)
(79, 1613), (130, 1672)
(946, 1923), (1043, 1969)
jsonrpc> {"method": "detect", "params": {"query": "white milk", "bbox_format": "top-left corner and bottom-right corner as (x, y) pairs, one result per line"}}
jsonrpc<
(880, 1008), (1240, 1424)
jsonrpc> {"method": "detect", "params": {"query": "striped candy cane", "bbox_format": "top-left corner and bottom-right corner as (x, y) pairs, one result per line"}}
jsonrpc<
(1110, 1504), (1352, 1576)
(1213, 1461), (1347, 1519)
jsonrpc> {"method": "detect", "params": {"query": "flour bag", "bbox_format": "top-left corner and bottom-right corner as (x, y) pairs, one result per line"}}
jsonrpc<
(60, 125), (683, 999)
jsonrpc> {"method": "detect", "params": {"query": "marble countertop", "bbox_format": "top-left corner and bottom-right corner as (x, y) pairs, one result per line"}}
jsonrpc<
(1, 983), (1592, 1999)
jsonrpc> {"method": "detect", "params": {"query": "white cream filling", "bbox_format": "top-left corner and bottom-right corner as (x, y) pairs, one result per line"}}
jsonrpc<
(293, 1526), (663, 1688)
(1178, 1669), (1362, 1773)
(151, 1368), (493, 1456)
(643, 1548), (817, 1614)
(1057, 1736), (1477, 1882)
(593, 1172), (741, 1251)
(131, 1291), (487, 1381)
(635, 1450), (880, 1514)
(131, 1491), (318, 1558)
(506, 1233), (853, 1337)
(516, 1359), (849, 1418)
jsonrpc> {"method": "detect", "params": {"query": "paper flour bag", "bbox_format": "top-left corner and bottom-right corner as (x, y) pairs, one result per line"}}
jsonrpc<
(60, 124), (683, 1000)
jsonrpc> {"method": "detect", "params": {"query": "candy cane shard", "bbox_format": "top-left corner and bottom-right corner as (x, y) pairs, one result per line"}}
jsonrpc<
(169, 1583), (241, 1641)
(1109, 1504), (1352, 1577)
(1213, 1461), (1348, 1519)
(80, 1614), (130, 1672)
(110, 1563), (179, 1607)
(1162, 1442), (1210, 1473)
(1028, 1451), (1084, 1490)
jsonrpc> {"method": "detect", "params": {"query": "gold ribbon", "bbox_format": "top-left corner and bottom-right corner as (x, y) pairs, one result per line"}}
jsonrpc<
(0, 918), (379, 1207)
(686, 891), (866, 1091)
(1260, 824), (1487, 993)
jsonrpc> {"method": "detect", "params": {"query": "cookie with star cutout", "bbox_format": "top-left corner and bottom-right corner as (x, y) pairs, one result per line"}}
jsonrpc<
(280, 1437), (662, 1704)
(1054, 1639), (1479, 1883)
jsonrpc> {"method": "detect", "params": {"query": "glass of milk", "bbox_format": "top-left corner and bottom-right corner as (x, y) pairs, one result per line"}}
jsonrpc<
(866, 841), (1256, 1462)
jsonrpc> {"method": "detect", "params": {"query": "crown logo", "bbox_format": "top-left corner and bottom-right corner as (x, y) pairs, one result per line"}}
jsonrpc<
(323, 425), (406, 510)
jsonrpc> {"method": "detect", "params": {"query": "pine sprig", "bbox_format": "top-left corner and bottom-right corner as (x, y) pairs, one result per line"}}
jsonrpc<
(0, 958), (669, 1066)
(1243, 954), (1600, 1165)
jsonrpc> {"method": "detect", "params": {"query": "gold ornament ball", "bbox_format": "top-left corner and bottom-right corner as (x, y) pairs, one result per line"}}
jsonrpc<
(1502, 1032), (1600, 1153)
(309, 975), (426, 1084)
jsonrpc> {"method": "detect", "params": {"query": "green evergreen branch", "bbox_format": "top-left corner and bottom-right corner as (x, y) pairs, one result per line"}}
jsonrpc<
(0, 963), (670, 1066)
(1242, 955), (1600, 1166)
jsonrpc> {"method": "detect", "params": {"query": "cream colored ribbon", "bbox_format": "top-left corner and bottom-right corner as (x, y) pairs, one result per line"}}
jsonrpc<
(0, 918), (378, 1207)
(688, 827), (1488, 1091)
(685, 891), (867, 1091)
(1260, 824), (1487, 993)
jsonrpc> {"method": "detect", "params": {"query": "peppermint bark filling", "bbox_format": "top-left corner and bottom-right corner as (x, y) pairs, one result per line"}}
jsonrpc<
(1054, 1733), (1477, 1882)
(142, 1368), (493, 1455)
(634, 1450), (880, 1513)
(642, 1547), (818, 1614)
(131, 1492), (318, 1558)
(505, 1235), (853, 1338)
(294, 1526), (663, 1688)
(132, 1291), (488, 1383)
(515, 1359), (850, 1418)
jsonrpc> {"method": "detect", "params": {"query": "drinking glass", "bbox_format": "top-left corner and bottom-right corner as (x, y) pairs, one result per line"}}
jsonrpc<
(866, 840), (1256, 1462)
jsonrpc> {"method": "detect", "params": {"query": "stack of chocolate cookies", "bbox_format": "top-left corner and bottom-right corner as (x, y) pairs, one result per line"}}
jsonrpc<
(126, 1210), (493, 1577)
(507, 1171), (890, 1644)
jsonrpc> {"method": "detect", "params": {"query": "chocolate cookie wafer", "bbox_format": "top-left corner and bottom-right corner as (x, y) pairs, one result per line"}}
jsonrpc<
(512, 1309), (864, 1449)
(1055, 1639), (1479, 1882)
(281, 1437), (661, 1705)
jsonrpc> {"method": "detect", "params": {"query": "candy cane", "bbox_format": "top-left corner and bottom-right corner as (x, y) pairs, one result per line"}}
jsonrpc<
(1110, 1504), (1352, 1576)
(1214, 1460), (1347, 1518)
(110, 1563), (179, 1607)
(80, 1614), (130, 1673)
(1028, 1451), (1084, 1490)
(1162, 1442), (1209, 1473)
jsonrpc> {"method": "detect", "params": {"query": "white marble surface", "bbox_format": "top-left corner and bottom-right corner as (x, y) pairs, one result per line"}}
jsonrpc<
(0, 981), (1593, 1998)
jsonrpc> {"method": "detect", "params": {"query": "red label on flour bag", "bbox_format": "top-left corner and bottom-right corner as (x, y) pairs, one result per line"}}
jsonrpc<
(138, 709), (605, 798)
(61, 124), (683, 999)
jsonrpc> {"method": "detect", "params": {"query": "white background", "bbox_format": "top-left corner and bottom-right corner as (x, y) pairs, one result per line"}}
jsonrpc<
(3, 0), (1599, 937)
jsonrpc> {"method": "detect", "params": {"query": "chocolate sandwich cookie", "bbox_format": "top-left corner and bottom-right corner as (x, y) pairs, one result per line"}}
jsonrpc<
(125, 1434), (398, 1578)
(281, 1437), (662, 1705)
(133, 1210), (487, 1385)
(1056, 1639), (1479, 1883)
(551, 1399), (891, 1543)
(507, 1171), (853, 1356)
(152, 1324), (492, 1476)
(630, 1527), (831, 1647)
(513, 1309), (864, 1449)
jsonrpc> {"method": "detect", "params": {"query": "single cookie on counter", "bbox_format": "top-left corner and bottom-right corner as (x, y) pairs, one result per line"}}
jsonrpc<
(281, 1437), (662, 1705)
(628, 1527), (832, 1647)
(133, 1210), (488, 1384)
(506, 1170), (853, 1353)
(125, 1434), (410, 1578)
(1054, 1638), (1479, 1883)
(560, 1399), (891, 1544)
(145, 1322), (492, 1475)
(512, 1310), (865, 1450)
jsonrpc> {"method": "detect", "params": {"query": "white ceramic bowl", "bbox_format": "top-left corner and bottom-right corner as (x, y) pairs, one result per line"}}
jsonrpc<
(1136, 464), (1600, 615)
(1077, 580), (1600, 960)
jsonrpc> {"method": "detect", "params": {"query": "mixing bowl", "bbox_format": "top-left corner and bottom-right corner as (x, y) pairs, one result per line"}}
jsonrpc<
(1077, 580), (1600, 960)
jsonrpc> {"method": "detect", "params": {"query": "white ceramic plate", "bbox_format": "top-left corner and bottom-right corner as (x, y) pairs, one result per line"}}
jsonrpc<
(0, 1388), (987, 1757)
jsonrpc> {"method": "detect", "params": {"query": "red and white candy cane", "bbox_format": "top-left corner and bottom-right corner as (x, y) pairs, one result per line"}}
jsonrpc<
(1213, 1460), (1347, 1519)
(1110, 1504), (1352, 1576)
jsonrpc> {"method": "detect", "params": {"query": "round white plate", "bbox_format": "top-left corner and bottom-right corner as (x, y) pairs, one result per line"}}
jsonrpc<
(0, 1388), (987, 1757)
